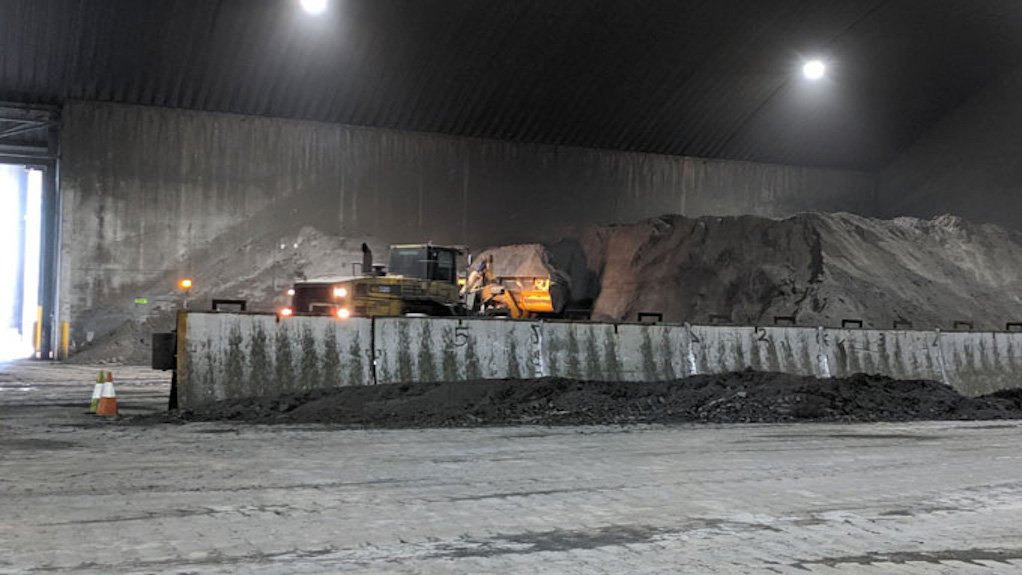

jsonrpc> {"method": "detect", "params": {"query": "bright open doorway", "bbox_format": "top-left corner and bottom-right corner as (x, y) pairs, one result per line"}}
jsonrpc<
(0, 165), (42, 361)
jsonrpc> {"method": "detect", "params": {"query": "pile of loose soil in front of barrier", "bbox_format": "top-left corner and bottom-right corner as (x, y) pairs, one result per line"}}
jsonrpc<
(143, 371), (1022, 427)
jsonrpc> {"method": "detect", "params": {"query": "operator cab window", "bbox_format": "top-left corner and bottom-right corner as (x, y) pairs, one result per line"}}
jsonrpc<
(389, 248), (428, 279)
(434, 250), (455, 283)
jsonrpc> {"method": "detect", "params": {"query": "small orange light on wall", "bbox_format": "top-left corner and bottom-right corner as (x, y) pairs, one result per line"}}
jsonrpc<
(178, 278), (193, 290)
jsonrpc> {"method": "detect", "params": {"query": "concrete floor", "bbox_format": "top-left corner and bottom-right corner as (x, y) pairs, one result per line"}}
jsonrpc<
(3, 361), (1022, 574)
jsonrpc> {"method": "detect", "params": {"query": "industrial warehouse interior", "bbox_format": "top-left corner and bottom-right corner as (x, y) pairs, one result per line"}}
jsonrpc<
(4, 0), (1022, 573)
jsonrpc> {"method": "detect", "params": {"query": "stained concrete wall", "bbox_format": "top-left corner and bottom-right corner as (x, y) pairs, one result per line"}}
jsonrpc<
(178, 313), (372, 409)
(59, 101), (875, 348)
(878, 64), (1022, 230)
(177, 314), (1022, 409)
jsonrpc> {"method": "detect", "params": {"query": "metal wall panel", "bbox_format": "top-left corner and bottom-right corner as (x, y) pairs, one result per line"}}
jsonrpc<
(5, 0), (1022, 169)
(877, 64), (1022, 231)
(59, 101), (875, 346)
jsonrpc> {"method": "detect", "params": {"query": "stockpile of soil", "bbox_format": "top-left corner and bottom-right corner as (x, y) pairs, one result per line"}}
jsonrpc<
(150, 372), (1022, 427)
(69, 226), (382, 364)
(78, 211), (1022, 363)
(541, 212), (1022, 329)
(66, 310), (174, 365)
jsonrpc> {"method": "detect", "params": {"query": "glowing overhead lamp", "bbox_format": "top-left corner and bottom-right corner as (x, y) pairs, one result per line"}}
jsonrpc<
(178, 278), (193, 291)
(300, 0), (328, 15)
(802, 59), (826, 81)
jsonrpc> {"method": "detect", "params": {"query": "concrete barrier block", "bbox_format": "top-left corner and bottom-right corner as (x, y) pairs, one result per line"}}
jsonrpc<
(688, 325), (822, 377)
(179, 313), (372, 409)
(940, 331), (1022, 396)
(611, 323), (686, 381)
(823, 329), (944, 382)
(374, 317), (539, 384)
(542, 322), (627, 381)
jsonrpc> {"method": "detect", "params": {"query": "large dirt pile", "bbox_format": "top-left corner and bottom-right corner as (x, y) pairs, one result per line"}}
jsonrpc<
(66, 310), (175, 365)
(145, 371), (1022, 427)
(69, 226), (383, 364)
(542, 213), (1022, 329)
(78, 211), (1022, 363)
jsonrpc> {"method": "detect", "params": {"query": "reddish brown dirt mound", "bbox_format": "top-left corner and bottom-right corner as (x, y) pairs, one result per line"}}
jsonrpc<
(552, 212), (1022, 328)
(146, 371), (1022, 427)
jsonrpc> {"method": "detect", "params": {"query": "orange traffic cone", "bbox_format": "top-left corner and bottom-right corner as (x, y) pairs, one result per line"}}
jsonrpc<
(96, 372), (118, 417)
(89, 370), (104, 413)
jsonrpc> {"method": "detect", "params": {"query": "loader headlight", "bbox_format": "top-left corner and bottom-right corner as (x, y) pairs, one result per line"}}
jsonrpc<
(333, 287), (348, 298)
(336, 308), (351, 319)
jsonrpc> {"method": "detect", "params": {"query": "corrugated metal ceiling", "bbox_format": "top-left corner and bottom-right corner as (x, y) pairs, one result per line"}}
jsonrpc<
(2, 0), (1021, 170)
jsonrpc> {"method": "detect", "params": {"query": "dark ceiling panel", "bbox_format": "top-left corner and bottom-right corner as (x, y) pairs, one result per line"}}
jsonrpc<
(1, 0), (1021, 170)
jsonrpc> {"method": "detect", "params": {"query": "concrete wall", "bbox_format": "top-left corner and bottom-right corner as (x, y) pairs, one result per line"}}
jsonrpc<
(878, 64), (1022, 230)
(177, 313), (1022, 409)
(178, 313), (373, 409)
(59, 101), (876, 346)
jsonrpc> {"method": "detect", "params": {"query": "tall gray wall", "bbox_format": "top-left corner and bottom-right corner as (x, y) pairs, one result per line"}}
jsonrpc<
(878, 65), (1022, 229)
(58, 101), (875, 347)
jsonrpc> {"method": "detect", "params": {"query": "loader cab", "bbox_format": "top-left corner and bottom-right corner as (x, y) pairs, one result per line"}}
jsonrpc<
(280, 244), (464, 319)
(387, 244), (459, 284)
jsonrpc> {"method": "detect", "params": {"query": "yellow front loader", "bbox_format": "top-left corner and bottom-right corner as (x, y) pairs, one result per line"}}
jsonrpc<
(462, 255), (566, 319)
(281, 244), (463, 319)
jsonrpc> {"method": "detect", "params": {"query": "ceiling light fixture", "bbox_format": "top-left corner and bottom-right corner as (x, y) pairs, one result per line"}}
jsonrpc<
(300, 0), (328, 15)
(802, 60), (826, 81)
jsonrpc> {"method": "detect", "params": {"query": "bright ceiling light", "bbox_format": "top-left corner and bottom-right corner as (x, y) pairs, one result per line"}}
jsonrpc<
(802, 60), (826, 81)
(300, 0), (328, 15)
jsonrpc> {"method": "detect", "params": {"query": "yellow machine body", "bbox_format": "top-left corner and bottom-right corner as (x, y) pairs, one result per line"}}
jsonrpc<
(476, 277), (559, 319)
(285, 244), (462, 318)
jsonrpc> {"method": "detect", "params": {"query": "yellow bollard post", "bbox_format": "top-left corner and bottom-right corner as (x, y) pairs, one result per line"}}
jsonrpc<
(34, 306), (42, 359)
(59, 322), (70, 360)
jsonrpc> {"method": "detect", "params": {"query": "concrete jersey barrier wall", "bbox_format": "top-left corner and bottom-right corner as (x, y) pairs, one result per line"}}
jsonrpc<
(176, 313), (1022, 409)
(177, 313), (373, 409)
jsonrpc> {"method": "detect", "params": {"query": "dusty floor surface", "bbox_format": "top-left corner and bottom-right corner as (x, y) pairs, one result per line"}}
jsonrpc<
(4, 361), (1022, 574)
